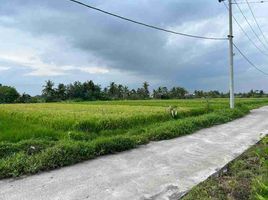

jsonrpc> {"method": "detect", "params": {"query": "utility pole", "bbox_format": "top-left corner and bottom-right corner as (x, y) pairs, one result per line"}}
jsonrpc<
(228, 0), (235, 109)
(219, 0), (235, 109)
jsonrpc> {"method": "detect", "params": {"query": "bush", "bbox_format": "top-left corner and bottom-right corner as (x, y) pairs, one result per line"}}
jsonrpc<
(0, 85), (20, 103)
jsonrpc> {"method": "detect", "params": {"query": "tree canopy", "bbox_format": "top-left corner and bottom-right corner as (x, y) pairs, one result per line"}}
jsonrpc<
(0, 81), (266, 104)
(0, 85), (20, 103)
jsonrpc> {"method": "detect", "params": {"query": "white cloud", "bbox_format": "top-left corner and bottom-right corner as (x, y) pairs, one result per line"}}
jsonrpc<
(0, 25), (110, 77)
(0, 54), (109, 77)
(78, 67), (109, 74)
(25, 67), (67, 77)
(0, 66), (10, 71)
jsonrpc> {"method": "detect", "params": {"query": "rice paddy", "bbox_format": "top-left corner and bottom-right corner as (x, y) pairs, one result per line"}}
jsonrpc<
(0, 98), (268, 178)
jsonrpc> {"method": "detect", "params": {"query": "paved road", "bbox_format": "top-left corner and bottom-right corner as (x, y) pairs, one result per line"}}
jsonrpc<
(1, 107), (268, 200)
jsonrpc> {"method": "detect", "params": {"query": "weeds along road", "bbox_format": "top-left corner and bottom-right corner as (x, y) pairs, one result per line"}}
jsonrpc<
(1, 106), (268, 200)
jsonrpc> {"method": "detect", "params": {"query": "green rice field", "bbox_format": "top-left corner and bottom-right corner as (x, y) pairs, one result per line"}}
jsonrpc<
(0, 98), (268, 178)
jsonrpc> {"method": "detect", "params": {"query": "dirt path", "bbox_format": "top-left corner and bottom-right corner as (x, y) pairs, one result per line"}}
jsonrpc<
(1, 107), (268, 200)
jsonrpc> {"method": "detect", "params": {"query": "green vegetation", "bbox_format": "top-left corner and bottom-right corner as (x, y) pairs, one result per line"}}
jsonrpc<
(0, 84), (20, 103)
(182, 136), (268, 200)
(1, 81), (268, 104)
(0, 98), (268, 179)
(41, 80), (268, 102)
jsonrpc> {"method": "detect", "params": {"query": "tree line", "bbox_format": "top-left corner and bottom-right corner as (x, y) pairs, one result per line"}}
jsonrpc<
(0, 81), (267, 103)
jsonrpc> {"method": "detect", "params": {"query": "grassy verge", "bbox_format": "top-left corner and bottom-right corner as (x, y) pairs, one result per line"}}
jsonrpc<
(0, 105), (250, 179)
(182, 136), (268, 200)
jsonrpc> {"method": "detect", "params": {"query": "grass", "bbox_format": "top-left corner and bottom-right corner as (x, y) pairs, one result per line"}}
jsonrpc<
(182, 136), (268, 200)
(0, 98), (268, 179)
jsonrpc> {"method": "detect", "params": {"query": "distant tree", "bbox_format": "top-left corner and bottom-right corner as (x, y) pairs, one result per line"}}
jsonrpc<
(42, 80), (56, 102)
(143, 82), (150, 99)
(236, 89), (267, 98)
(101, 87), (110, 100)
(133, 82), (150, 99)
(129, 89), (139, 100)
(83, 80), (102, 100)
(108, 82), (118, 99)
(0, 85), (20, 103)
(207, 90), (221, 98)
(117, 84), (124, 99)
(220, 92), (227, 98)
(136, 88), (144, 99)
(169, 87), (188, 99)
(56, 83), (67, 100)
(194, 90), (205, 98)
(38, 80), (268, 102)
(194, 90), (222, 98)
(16, 93), (32, 103)
(66, 84), (74, 99)
(66, 81), (83, 100)
(153, 87), (169, 99)
(249, 89), (255, 97)
(122, 86), (130, 99)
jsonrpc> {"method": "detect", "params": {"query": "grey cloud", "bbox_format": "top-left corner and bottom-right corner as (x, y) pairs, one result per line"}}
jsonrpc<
(0, 0), (267, 94)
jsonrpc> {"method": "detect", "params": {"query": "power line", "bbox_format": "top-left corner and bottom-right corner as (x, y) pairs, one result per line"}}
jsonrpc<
(245, 0), (268, 45)
(66, 0), (227, 41)
(223, 1), (268, 57)
(229, 1), (268, 75)
(234, 0), (268, 4)
(233, 42), (268, 75)
(233, 0), (268, 51)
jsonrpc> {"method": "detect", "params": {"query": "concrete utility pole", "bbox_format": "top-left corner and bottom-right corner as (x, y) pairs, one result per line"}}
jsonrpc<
(228, 0), (235, 109)
(219, 0), (235, 109)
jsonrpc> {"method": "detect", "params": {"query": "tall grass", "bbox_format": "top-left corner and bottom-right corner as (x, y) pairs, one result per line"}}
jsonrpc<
(0, 105), (208, 141)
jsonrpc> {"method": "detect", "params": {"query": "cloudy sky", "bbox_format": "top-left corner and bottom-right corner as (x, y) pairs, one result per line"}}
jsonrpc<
(0, 0), (268, 95)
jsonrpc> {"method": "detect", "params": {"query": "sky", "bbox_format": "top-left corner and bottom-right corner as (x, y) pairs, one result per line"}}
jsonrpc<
(0, 0), (268, 95)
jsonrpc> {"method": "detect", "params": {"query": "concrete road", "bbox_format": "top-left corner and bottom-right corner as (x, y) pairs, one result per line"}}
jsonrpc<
(1, 107), (268, 200)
